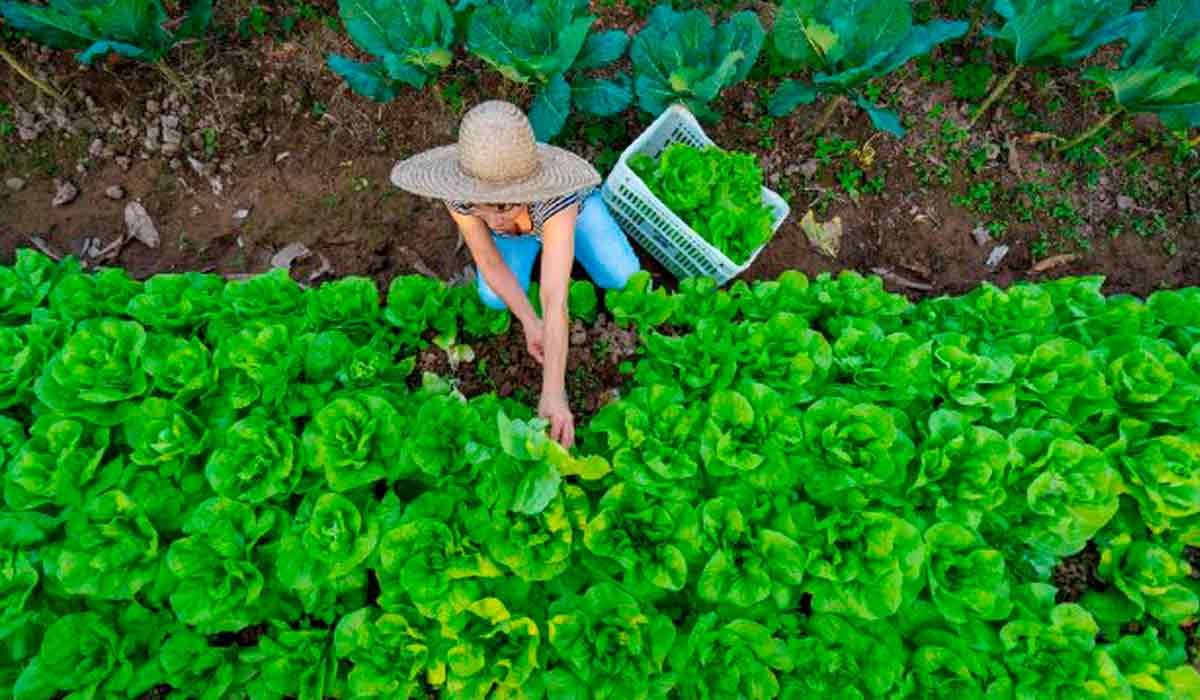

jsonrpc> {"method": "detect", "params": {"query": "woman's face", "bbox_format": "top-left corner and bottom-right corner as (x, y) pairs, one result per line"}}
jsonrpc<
(470, 203), (528, 234)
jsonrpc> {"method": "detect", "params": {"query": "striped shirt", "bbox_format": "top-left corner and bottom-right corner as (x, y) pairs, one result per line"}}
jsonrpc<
(447, 188), (590, 238)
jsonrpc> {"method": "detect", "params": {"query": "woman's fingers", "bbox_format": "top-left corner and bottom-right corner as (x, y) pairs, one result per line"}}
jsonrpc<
(551, 414), (575, 449)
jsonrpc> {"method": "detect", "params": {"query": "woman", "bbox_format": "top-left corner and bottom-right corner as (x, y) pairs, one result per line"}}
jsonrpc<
(390, 101), (641, 448)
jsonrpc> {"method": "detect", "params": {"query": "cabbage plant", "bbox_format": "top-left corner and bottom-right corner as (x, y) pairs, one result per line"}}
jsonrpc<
(630, 5), (764, 123)
(769, 0), (967, 135)
(328, 0), (456, 102)
(464, 0), (633, 139)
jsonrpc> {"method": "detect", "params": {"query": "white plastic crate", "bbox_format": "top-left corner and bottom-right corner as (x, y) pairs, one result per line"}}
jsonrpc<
(601, 103), (791, 285)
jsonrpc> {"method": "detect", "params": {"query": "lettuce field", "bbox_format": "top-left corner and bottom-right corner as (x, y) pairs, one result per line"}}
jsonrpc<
(0, 246), (1198, 698)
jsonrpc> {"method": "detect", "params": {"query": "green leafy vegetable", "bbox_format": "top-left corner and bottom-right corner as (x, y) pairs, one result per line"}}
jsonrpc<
(464, 0), (631, 139)
(630, 5), (764, 122)
(630, 144), (776, 265)
(0, 0), (212, 66)
(769, 0), (967, 134)
(328, 0), (456, 101)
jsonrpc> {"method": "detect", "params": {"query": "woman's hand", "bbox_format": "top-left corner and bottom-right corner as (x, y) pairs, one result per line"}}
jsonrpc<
(522, 318), (545, 365)
(538, 392), (575, 449)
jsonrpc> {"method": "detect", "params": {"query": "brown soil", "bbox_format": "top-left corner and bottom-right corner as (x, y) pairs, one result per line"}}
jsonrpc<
(1, 1), (1197, 301)
(413, 314), (637, 420)
(208, 622), (268, 648)
(1052, 541), (1104, 603)
(137, 685), (172, 700)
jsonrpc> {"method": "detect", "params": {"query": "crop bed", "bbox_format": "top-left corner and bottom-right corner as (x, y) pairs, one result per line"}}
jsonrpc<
(1, 248), (1199, 698)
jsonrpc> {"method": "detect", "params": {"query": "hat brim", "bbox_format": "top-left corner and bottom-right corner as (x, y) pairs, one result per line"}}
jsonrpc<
(390, 143), (601, 204)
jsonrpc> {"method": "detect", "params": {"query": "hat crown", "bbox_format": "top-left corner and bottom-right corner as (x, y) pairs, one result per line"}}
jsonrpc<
(457, 101), (540, 184)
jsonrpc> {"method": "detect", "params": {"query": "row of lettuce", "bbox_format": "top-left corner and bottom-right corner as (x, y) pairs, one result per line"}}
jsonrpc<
(1, 0), (1198, 142)
(2, 247), (1200, 698)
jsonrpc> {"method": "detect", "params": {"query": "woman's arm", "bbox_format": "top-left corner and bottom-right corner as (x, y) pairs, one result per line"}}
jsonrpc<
(448, 208), (539, 328)
(538, 207), (577, 448)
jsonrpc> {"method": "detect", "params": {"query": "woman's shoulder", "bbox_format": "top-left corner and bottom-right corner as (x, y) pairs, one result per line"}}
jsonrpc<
(532, 187), (592, 222)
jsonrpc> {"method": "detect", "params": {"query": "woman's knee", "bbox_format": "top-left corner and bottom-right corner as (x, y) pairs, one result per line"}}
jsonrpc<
(598, 250), (640, 290)
(477, 280), (508, 310)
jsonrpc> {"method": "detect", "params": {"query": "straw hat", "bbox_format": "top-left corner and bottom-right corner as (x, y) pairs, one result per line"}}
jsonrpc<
(390, 101), (601, 204)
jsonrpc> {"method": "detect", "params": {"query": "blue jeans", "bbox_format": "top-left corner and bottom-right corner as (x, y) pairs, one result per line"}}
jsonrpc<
(478, 191), (641, 310)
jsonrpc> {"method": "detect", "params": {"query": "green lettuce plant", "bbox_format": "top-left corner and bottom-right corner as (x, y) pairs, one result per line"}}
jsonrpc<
(588, 384), (704, 492)
(668, 613), (794, 700)
(277, 491), (381, 619)
(240, 623), (339, 700)
(1148, 286), (1200, 353)
(214, 268), (304, 339)
(123, 397), (208, 490)
(304, 330), (414, 393)
(732, 270), (818, 322)
(696, 497), (808, 610)
(769, 0), (968, 135)
(396, 391), (497, 483)
(797, 396), (915, 509)
(605, 271), (677, 331)
(43, 489), (160, 601)
(929, 333), (1018, 423)
(827, 318), (933, 409)
(437, 597), (542, 699)
(4, 414), (115, 510)
(1096, 533), (1199, 625)
(214, 322), (303, 410)
(126, 271), (225, 332)
(33, 318), (150, 425)
(895, 601), (1011, 699)
(165, 497), (293, 633)
(911, 409), (1013, 528)
(377, 491), (502, 623)
(630, 144), (775, 265)
(305, 275), (381, 339)
(924, 521), (1013, 623)
(0, 320), (63, 410)
(0, 249), (67, 325)
(328, 0), (456, 102)
(545, 583), (677, 699)
(334, 606), (442, 699)
(583, 482), (702, 596)
(384, 275), (454, 348)
(1010, 336), (1113, 425)
(465, 0), (632, 139)
(785, 612), (905, 698)
(776, 502), (925, 620)
(1008, 431), (1123, 557)
(742, 316), (834, 405)
(205, 411), (303, 503)
(635, 320), (741, 395)
(1114, 431), (1200, 537)
(1094, 334), (1200, 428)
(471, 482), (590, 582)
(142, 333), (218, 402)
(0, 509), (58, 680)
(303, 391), (407, 492)
(154, 630), (245, 700)
(1089, 628), (1200, 699)
(12, 604), (168, 700)
(47, 267), (141, 323)
(630, 5), (764, 122)
(998, 599), (1102, 697)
